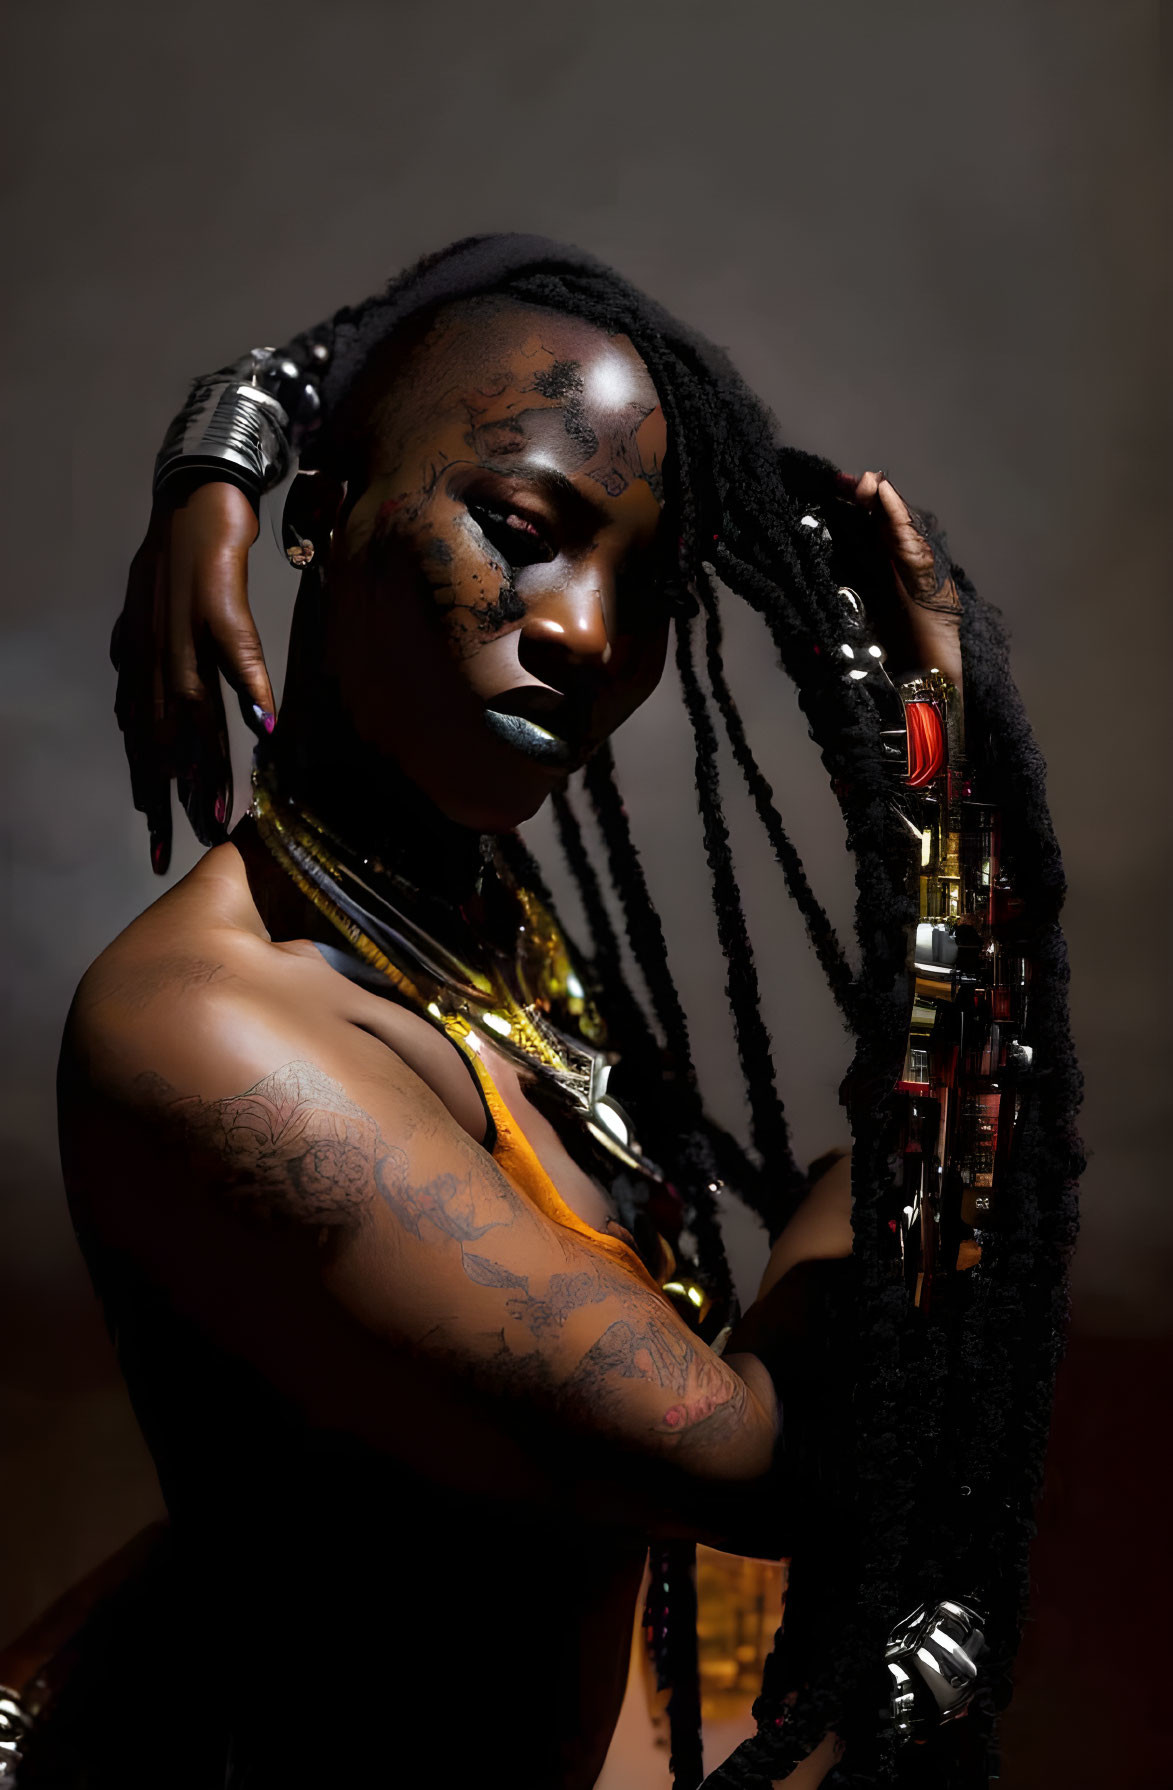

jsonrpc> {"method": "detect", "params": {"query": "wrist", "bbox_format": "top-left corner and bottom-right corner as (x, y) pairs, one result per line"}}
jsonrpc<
(153, 341), (330, 509)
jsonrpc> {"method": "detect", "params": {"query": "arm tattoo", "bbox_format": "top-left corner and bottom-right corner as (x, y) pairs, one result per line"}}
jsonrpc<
(425, 1304), (751, 1458)
(512, 1269), (612, 1336)
(136, 1060), (515, 1241)
(571, 1315), (693, 1399)
(459, 1251), (529, 1291)
(565, 1309), (749, 1449)
(461, 1250), (611, 1337)
(379, 1161), (504, 1244)
(138, 1062), (750, 1454)
(460, 1250), (750, 1448)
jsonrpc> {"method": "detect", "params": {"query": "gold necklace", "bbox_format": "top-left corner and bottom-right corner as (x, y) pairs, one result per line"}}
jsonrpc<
(250, 763), (658, 1179)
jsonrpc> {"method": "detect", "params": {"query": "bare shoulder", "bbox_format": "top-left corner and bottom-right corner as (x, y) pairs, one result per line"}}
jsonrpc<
(68, 866), (485, 1161)
(67, 851), (296, 1075)
(65, 849), (386, 1123)
(60, 848), (481, 1227)
(73, 842), (258, 994)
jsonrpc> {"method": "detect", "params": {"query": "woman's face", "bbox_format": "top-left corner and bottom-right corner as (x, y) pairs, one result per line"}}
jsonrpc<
(318, 299), (671, 831)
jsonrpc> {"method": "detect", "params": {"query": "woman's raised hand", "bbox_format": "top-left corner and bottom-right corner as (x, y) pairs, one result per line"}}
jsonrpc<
(837, 469), (964, 691)
(110, 482), (277, 873)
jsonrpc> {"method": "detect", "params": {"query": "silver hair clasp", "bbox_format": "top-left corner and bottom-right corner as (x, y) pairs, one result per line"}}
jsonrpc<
(885, 1597), (987, 1738)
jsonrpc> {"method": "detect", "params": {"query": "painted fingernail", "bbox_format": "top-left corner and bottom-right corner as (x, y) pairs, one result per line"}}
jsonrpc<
(150, 831), (169, 875)
(213, 793), (227, 826)
(252, 703), (277, 735)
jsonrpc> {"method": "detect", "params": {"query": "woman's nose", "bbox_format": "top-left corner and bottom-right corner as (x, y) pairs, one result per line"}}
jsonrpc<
(517, 576), (611, 685)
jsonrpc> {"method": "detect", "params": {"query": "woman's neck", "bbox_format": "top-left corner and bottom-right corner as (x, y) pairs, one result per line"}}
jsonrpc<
(236, 740), (490, 950)
(294, 762), (486, 898)
(269, 672), (493, 892)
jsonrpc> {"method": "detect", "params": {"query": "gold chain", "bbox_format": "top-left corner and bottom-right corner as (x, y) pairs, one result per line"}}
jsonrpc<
(250, 767), (601, 1095)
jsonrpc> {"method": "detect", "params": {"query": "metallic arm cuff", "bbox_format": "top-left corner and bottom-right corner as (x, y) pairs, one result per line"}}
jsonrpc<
(0, 1684), (33, 1781)
(152, 341), (328, 505)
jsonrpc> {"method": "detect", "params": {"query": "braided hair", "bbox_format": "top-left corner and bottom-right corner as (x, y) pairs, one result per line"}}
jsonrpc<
(285, 235), (1082, 1787)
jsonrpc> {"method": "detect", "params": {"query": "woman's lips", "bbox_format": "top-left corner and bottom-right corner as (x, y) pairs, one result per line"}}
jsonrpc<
(482, 709), (577, 767)
(481, 688), (587, 768)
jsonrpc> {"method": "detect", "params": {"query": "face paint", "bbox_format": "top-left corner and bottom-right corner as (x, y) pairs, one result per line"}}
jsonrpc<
(315, 300), (672, 832)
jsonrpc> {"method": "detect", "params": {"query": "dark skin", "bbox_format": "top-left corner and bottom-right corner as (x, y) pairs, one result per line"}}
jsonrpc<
(79, 308), (787, 1484)
(295, 297), (680, 834)
(55, 301), (964, 1786)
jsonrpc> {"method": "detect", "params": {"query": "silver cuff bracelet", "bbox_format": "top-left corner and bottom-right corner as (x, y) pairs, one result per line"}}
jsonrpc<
(153, 341), (330, 504)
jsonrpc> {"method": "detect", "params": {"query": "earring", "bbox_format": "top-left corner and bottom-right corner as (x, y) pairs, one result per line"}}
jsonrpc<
(281, 470), (323, 568)
(282, 479), (316, 562)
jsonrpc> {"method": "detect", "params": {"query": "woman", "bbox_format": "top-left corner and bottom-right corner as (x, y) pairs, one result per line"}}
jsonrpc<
(15, 236), (1080, 1788)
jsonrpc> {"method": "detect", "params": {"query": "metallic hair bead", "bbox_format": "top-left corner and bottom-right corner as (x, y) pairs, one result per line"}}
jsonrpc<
(798, 509), (832, 548)
(885, 1597), (986, 1739)
(0, 1684), (33, 1777)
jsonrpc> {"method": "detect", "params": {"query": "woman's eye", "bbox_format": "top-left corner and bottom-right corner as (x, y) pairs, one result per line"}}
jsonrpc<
(466, 500), (553, 568)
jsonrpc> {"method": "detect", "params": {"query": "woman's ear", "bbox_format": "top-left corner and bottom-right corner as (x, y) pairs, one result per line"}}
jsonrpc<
(281, 471), (347, 568)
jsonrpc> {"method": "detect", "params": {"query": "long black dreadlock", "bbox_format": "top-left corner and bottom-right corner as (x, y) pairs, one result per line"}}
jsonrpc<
(284, 234), (1082, 1787)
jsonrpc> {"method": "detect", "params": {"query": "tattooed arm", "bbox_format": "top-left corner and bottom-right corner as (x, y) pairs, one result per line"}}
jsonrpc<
(63, 971), (781, 1543)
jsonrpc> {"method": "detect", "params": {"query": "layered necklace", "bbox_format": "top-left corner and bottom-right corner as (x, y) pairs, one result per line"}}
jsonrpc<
(249, 758), (659, 1181)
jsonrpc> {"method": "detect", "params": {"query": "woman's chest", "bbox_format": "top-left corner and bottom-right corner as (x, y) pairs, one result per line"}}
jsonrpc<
(477, 1042), (619, 1231)
(321, 957), (620, 1232)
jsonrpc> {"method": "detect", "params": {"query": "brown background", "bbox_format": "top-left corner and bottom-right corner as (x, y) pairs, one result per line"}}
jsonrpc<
(1, 2), (1169, 1782)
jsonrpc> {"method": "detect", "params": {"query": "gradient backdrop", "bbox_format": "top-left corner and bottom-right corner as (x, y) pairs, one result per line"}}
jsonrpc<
(2, 3), (1168, 1784)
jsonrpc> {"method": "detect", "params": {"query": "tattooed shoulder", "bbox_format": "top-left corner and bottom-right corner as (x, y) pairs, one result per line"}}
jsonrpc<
(133, 1060), (392, 1227)
(132, 1060), (523, 1243)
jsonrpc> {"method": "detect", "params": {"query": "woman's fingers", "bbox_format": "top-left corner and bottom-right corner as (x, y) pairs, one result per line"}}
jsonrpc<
(112, 482), (269, 868)
(873, 477), (955, 604)
(146, 544), (178, 870)
(125, 666), (173, 875)
(113, 539), (174, 873)
(840, 469), (963, 687)
(167, 520), (229, 848)
(192, 633), (235, 840)
(204, 584), (277, 738)
(181, 484), (274, 737)
(165, 483), (267, 846)
(141, 769), (174, 875)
